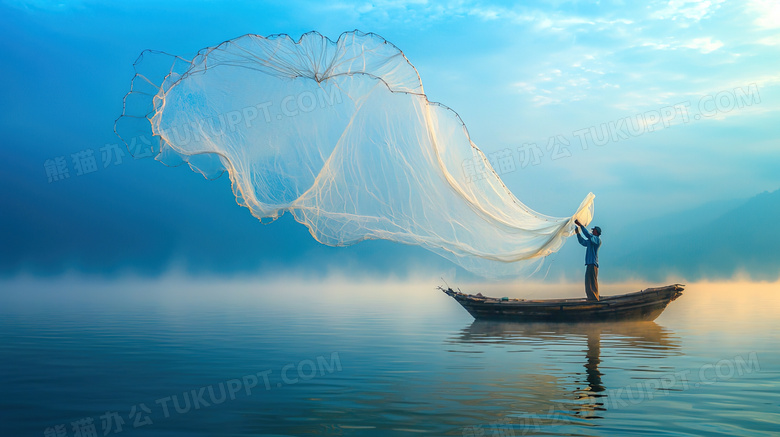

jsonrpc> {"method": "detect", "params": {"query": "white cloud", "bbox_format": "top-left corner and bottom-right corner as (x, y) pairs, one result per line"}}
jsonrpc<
(639, 37), (723, 53)
(756, 35), (780, 46)
(322, 0), (773, 115)
(467, 6), (503, 21)
(512, 54), (614, 106)
(649, 0), (726, 23)
(747, 0), (780, 29)
(641, 41), (673, 50)
(682, 37), (724, 53)
(512, 82), (537, 93)
(531, 94), (561, 106)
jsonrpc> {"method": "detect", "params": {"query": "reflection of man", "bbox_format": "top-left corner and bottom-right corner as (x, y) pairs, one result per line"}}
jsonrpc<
(575, 219), (602, 301)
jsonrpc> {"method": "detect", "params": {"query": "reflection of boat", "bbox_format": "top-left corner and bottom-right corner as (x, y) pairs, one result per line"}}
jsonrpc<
(450, 320), (681, 420)
(454, 319), (681, 351)
(441, 284), (684, 322)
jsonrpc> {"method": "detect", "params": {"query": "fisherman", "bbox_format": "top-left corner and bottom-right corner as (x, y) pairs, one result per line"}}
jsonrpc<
(574, 219), (602, 301)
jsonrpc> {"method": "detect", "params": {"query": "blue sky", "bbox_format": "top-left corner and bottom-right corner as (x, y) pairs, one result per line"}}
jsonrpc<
(1, 0), (778, 279)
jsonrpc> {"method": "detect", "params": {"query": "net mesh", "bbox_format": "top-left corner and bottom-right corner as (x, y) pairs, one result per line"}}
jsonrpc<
(115, 30), (595, 278)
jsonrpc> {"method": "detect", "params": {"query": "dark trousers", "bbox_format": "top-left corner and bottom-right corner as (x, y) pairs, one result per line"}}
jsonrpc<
(585, 265), (599, 301)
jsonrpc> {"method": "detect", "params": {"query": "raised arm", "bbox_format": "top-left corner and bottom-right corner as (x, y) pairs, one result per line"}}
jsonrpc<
(576, 230), (588, 247)
(579, 223), (593, 239)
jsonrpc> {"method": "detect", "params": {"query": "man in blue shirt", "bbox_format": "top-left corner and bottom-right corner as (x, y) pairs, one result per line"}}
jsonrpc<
(575, 219), (602, 301)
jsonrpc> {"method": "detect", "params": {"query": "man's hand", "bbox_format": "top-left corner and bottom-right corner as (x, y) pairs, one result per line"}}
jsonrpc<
(574, 219), (582, 227)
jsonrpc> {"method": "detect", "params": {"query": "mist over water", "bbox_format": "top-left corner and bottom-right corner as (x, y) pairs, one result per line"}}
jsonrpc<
(2, 277), (777, 436)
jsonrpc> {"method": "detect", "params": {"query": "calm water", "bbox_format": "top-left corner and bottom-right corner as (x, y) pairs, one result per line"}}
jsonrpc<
(1, 278), (778, 436)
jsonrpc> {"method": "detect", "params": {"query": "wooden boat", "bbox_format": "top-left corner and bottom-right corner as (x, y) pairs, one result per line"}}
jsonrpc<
(440, 284), (684, 322)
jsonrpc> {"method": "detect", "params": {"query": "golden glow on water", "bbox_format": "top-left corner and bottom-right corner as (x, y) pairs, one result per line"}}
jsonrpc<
(3, 275), (777, 344)
(679, 280), (780, 321)
(2, 274), (778, 308)
(663, 280), (780, 340)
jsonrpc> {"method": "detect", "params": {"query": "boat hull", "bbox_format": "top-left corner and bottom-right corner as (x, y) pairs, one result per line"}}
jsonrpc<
(442, 285), (684, 322)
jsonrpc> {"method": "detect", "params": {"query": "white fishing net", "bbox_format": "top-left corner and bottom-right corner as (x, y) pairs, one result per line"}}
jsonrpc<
(115, 31), (595, 278)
